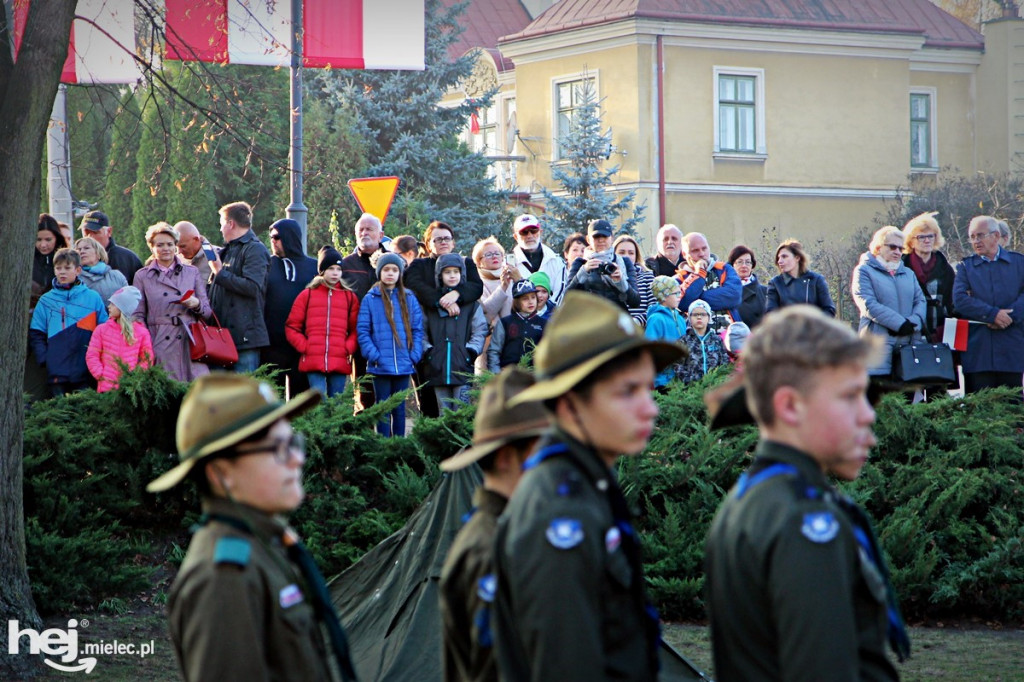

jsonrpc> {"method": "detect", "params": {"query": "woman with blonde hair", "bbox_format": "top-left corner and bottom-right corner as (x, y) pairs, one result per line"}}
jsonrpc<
(852, 226), (926, 377)
(901, 211), (955, 341)
(75, 236), (128, 305)
(133, 221), (212, 382)
(472, 236), (520, 373)
(765, 239), (835, 317)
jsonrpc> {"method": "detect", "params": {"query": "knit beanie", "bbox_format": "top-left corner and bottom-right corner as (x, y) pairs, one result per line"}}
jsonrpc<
(687, 299), (713, 318)
(725, 322), (751, 353)
(317, 245), (344, 274)
(527, 272), (551, 292)
(109, 286), (142, 318)
(435, 253), (466, 286)
(651, 275), (681, 302)
(374, 251), (406, 279)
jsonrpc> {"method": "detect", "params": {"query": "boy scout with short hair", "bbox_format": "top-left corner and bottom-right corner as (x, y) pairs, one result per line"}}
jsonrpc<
(147, 374), (357, 682)
(491, 292), (687, 682)
(704, 305), (910, 681)
(438, 367), (550, 682)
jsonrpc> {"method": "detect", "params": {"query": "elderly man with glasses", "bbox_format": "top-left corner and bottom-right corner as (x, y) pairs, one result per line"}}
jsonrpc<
(953, 215), (1024, 397)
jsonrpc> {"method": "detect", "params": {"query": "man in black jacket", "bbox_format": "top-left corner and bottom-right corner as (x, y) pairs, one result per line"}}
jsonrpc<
(79, 210), (143, 284)
(209, 201), (270, 373)
(645, 223), (684, 277)
(263, 219), (317, 398)
(565, 219), (640, 311)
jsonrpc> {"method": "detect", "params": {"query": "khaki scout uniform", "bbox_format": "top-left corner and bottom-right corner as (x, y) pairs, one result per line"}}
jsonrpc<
(168, 497), (335, 682)
(492, 429), (659, 682)
(704, 440), (900, 682)
(439, 487), (507, 682)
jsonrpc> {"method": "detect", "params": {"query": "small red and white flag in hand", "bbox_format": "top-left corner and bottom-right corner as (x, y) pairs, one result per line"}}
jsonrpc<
(942, 318), (969, 351)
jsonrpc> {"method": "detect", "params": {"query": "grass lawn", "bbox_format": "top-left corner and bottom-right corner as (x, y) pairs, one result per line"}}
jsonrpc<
(663, 622), (1024, 682)
(30, 611), (1024, 680)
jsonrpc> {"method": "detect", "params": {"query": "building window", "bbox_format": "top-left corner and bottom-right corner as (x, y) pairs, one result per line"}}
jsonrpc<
(713, 67), (766, 157)
(469, 102), (498, 155)
(910, 90), (936, 170)
(553, 75), (596, 160)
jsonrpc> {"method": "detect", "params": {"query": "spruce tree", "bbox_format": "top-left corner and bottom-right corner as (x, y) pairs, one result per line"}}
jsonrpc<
(538, 78), (645, 243)
(102, 91), (142, 237)
(130, 86), (172, 254)
(314, 0), (507, 247)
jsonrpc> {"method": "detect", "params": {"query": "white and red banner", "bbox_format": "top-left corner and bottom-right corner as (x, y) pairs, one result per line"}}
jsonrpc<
(13, 0), (141, 84)
(942, 318), (970, 351)
(164, 0), (425, 70)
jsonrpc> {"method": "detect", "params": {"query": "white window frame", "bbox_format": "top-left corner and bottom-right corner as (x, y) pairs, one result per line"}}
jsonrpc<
(713, 66), (766, 159)
(909, 87), (938, 172)
(551, 71), (600, 162)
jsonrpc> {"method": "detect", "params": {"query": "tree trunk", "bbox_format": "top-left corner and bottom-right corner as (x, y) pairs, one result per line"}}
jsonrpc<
(0, 1), (78, 678)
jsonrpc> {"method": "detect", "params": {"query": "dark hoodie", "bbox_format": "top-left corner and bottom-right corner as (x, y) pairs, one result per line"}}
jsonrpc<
(263, 219), (318, 350)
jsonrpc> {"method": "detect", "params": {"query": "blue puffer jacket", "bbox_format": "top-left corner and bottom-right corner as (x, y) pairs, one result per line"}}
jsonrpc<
(953, 248), (1024, 374)
(357, 285), (425, 376)
(29, 279), (109, 383)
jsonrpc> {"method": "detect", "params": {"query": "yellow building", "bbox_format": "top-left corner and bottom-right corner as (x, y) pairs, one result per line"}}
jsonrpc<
(448, 0), (1024, 252)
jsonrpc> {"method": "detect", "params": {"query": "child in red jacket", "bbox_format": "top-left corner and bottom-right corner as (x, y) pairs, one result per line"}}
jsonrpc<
(86, 286), (154, 392)
(285, 246), (360, 397)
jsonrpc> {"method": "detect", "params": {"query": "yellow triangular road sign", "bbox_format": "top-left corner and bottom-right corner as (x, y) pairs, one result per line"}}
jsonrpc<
(347, 176), (400, 226)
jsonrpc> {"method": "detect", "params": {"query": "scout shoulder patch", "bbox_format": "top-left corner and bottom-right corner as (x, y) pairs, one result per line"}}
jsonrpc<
(279, 583), (304, 608)
(477, 574), (496, 603)
(605, 526), (622, 553)
(801, 512), (840, 543)
(213, 537), (251, 566)
(546, 518), (584, 549)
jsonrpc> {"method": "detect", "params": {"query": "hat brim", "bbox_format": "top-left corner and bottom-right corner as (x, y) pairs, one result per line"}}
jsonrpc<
(510, 338), (686, 406)
(145, 388), (322, 493)
(439, 422), (550, 472)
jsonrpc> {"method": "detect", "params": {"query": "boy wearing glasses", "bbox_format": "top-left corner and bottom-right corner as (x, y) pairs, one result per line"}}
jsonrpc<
(148, 374), (357, 682)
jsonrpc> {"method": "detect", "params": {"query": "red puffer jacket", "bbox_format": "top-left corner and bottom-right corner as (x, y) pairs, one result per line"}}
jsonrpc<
(285, 283), (360, 374)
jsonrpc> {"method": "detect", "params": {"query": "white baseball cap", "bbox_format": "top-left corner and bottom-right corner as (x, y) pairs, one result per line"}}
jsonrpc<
(514, 214), (541, 232)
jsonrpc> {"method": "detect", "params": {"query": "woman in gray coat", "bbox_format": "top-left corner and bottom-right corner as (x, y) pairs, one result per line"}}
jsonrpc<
(851, 225), (926, 376)
(133, 222), (212, 382)
(75, 236), (128, 305)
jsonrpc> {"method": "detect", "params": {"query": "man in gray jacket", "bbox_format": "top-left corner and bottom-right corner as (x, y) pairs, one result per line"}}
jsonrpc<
(209, 201), (271, 373)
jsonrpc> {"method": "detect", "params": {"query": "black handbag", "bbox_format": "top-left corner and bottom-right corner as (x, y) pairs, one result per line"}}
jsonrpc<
(891, 340), (956, 385)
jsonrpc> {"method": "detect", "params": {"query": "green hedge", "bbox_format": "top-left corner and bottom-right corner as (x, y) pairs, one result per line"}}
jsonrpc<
(22, 367), (1024, 621)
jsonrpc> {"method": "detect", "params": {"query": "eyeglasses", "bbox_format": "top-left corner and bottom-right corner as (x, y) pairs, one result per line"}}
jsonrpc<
(233, 432), (306, 465)
(432, 236), (454, 244)
(481, 251), (503, 259)
(883, 244), (903, 252)
(688, 311), (710, 318)
(733, 258), (753, 266)
(968, 232), (993, 242)
(914, 234), (935, 241)
(518, 228), (540, 236)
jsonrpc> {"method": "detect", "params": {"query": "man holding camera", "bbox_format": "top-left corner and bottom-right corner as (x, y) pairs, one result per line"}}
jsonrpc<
(565, 219), (640, 311)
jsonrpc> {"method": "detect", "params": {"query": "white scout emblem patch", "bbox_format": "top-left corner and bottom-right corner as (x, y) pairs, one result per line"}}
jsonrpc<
(801, 512), (840, 543)
(477, 574), (497, 603)
(546, 518), (584, 549)
(605, 526), (622, 553)
(279, 583), (304, 608)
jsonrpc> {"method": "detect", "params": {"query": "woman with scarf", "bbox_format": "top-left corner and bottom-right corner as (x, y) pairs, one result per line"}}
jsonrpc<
(75, 236), (129, 305)
(471, 236), (521, 373)
(901, 211), (955, 342)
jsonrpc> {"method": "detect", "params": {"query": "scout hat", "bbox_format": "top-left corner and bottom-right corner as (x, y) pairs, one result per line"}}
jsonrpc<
(510, 291), (687, 404)
(439, 367), (551, 472)
(146, 373), (321, 492)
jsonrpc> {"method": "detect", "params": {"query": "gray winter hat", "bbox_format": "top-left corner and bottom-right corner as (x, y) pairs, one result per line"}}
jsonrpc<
(109, 286), (142, 317)
(435, 253), (466, 286)
(374, 251), (406, 279)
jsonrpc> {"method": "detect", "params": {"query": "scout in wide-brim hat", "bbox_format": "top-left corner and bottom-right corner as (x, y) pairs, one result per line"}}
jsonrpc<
(440, 367), (551, 472)
(146, 373), (321, 493)
(510, 291), (688, 405)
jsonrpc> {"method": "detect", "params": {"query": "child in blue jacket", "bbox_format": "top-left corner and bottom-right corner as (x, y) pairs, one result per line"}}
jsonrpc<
(357, 253), (425, 437)
(30, 248), (108, 397)
(644, 275), (688, 389)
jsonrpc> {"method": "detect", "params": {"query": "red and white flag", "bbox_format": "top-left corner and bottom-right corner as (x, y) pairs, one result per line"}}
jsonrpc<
(13, 0), (141, 84)
(942, 318), (970, 351)
(164, 0), (425, 70)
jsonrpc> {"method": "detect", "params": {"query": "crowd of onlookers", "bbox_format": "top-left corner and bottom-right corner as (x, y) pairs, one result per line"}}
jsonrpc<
(27, 203), (1024, 420)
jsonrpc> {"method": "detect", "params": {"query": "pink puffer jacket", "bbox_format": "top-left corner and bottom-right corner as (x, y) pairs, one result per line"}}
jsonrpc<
(86, 319), (154, 392)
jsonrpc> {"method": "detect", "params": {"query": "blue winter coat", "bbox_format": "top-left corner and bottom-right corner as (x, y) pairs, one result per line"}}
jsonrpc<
(357, 286), (425, 376)
(765, 270), (835, 317)
(644, 303), (687, 387)
(952, 247), (1024, 374)
(678, 261), (742, 324)
(852, 253), (926, 376)
(29, 279), (108, 383)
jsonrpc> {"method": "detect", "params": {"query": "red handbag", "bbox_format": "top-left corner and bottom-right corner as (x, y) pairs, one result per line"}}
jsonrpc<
(187, 313), (239, 367)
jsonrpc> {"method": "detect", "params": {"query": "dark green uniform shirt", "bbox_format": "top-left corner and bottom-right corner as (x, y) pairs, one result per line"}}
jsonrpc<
(168, 498), (335, 682)
(704, 440), (900, 682)
(492, 429), (658, 682)
(439, 486), (507, 682)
